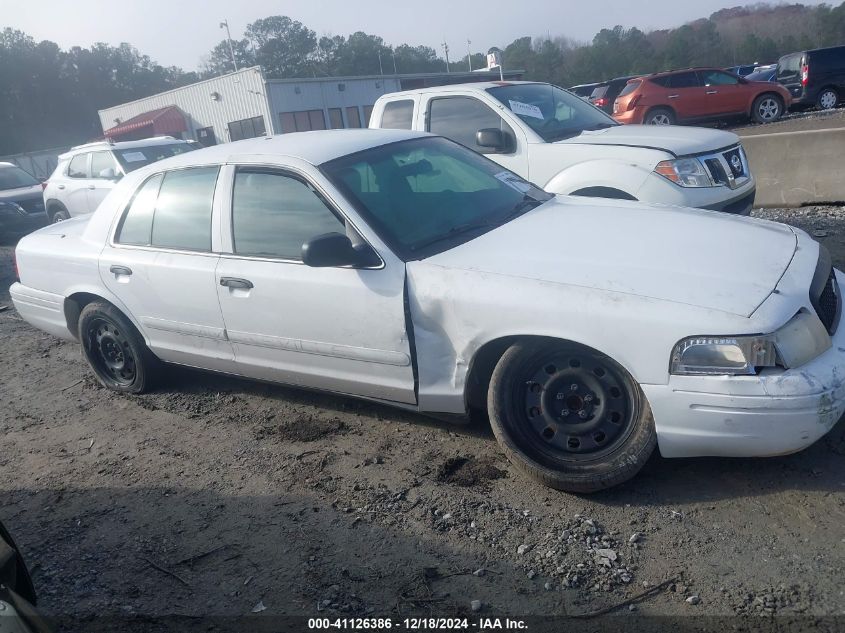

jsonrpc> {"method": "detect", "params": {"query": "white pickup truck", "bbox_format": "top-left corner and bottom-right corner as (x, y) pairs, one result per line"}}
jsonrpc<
(370, 81), (756, 214)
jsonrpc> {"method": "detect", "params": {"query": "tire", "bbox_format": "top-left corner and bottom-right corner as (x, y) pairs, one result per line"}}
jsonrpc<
(751, 94), (784, 124)
(79, 300), (158, 394)
(487, 339), (656, 493)
(50, 207), (70, 223)
(817, 87), (839, 110)
(644, 107), (675, 125)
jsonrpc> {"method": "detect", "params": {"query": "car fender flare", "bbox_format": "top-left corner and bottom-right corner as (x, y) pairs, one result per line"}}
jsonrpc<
(62, 283), (149, 345)
(543, 160), (653, 198)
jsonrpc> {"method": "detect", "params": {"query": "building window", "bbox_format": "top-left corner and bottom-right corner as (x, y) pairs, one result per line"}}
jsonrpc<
(196, 126), (217, 147)
(363, 105), (374, 126)
(279, 109), (327, 134)
(346, 106), (362, 129)
(328, 108), (344, 129)
(228, 116), (266, 142)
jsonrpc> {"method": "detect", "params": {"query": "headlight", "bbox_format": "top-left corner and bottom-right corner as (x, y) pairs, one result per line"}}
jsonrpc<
(671, 311), (831, 375)
(654, 158), (713, 188)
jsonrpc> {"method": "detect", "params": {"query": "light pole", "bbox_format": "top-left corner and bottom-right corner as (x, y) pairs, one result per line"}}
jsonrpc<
(441, 40), (451, 73)
(219, 19), (238, 72)
(467, 39), (472, 72)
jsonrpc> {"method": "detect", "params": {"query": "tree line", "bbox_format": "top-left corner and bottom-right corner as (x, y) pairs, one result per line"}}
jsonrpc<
(2, 2), (844, 155)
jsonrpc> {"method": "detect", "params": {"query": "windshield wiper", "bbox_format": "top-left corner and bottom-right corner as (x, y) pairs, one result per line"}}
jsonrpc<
(583, 122), (617, 131)
(409, 195), (544, 253)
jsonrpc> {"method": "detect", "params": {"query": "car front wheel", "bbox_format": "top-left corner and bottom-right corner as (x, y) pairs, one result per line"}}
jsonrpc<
(51, 209), (70, 223)
(487, 339), (656, 493)
(79, 301), (158, 394)
(752, 94), (784, 123)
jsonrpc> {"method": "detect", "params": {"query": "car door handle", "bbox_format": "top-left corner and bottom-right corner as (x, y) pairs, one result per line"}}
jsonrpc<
(706, 90), (718, 95)
(110, 265), (132, 276)
(87, 184), (96, 189)
(667, 94), (680, 99)
(220, 277), (253, 289)
(57, 184), (65, 189)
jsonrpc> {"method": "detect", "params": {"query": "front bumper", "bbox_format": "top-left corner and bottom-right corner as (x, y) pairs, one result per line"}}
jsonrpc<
(636, 171), (756, 215)
(643, 270), (845, 458)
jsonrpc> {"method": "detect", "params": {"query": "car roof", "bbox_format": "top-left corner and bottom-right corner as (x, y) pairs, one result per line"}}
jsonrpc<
(379, 81), (546, 100)
(647, 67), (725, 78)
(134, 129), (428, 170)
(59, 136), (193, 159)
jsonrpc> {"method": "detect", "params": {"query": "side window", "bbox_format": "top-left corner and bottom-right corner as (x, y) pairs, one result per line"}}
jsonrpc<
(668, 72), (701, 89)
(380, 100), (414, 129)
(115, 174), (163, 245)
(232, 169), (346, 260)
(90, 151), (117, 179)
(428, 97), (515, 154)
(700, 71), (738, 86)
(67, 153), (89, 178)
(151, 167), (219, 251)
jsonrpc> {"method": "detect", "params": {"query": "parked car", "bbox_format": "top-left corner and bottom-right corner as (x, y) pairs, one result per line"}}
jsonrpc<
(745, 64), (777, 83)
(42, 136), (197, 223)
(725, 63), (760, 77)
(11, 130), (845, 492)
(613, 67), (792, 126)
(569, 82), (603, 99)
(0, 519), (51, 633)
(0, 162), (47, 240)
(371, 81), (756, 215)
(589, 75), (640, 114)
(777, 45), (845, 110)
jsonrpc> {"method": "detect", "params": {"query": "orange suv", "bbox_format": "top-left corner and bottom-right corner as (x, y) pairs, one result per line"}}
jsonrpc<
(613, 68), (792, 126)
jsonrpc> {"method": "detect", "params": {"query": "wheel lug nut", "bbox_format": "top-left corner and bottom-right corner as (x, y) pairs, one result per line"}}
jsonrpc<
(584, 394), (593, 403)
(578, 410), (588, 419)
(570, 384), (579, 391)
(560, 409), (570, 417)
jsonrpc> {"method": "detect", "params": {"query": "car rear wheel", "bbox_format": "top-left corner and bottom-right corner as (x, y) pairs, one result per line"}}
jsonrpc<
(644, 108), (674, 125)
(50, 208), (69, 223)
(487, 339), (656, 493)
(817, 88), (839, 110)
(752, 94), (784, 123)
(79, 301), (158, 394)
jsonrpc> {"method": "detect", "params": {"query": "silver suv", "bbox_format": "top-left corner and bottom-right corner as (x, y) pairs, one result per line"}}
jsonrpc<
(43, 137), (197, 222)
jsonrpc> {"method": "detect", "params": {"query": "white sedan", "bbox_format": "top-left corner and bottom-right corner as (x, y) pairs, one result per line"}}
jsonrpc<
(10, 129), (845, 492)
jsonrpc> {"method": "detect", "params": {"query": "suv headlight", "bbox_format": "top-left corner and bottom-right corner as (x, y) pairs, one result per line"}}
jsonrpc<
(671, 311), (831, 375)
(655, 158), (712, 188)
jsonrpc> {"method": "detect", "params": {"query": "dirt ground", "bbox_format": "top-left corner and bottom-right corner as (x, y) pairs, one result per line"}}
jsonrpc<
(2, 207), (845, 631)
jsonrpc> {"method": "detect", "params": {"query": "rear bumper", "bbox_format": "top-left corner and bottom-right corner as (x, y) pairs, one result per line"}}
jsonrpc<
(9, 282), (75, 341)
(612, 107), (644, 125)
(644, 270), (845, 458)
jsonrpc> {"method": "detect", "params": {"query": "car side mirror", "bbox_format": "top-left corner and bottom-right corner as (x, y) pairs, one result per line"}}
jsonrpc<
(99, 167), (120, 180)
(302, 232), (380, 268)
(476, 128), (510, 153)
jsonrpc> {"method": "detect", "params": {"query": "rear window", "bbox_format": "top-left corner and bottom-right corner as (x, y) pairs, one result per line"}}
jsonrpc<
(116, 174), (162, 246)
(589, 86), (609, 99)
(114, 143), (196, 173)
(0, 165), (38, 190)
(618, 80), (641, 97)
(380, 100), (414, 130)
(778, 54), (803, 81)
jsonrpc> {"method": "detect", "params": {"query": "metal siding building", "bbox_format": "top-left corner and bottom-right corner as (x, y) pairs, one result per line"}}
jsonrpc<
(98, 66), (523, 145)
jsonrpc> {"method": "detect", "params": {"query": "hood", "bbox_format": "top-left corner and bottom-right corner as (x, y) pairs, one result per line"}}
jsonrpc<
(424, 197), (797, 317)
(556, 125), (740, 157)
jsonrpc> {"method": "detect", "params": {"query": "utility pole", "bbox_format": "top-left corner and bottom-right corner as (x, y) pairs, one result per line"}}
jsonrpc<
(441, 40), (451, 73)
(219, 20), (238, 72)
(378, 48), (384, 75)
(466, 39), (472, 71)
(390, 46), (398, 74)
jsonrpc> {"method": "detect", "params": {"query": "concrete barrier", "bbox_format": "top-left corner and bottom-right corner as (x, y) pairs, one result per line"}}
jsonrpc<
(739, 127), (845, 208)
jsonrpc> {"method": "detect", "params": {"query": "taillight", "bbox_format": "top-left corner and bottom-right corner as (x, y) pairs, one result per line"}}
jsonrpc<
(595, 97), (607, 107)
(41, 181), (48, 191)
(801, 64), (809, 86)
(627, 94), (642, 111)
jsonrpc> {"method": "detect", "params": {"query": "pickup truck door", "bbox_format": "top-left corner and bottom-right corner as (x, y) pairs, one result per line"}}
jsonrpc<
(214, 165), (416, 404)
(422, 94), (530, 180)
(98, 168), (235, 372)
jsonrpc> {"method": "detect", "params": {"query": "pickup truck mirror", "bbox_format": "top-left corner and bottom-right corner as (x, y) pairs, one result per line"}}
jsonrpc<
(476, 128), (510, 153)
(302, 232), (380, 268)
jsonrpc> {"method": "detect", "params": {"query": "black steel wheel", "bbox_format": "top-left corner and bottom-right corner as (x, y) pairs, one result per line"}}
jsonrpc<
(79, 300), (157, 393)
(488, 339), (656, 493)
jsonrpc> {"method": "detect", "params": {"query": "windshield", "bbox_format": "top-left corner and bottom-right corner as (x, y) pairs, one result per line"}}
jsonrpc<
(746, 69), (774, 82)
(0, 165), (38, 190)
(113, 142), (197, 173)
(487, 83), (618, 142)
(321, 136), (553, 260)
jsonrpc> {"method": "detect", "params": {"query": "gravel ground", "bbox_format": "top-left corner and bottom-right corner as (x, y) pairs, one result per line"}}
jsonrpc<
(1, 207), (845, 630)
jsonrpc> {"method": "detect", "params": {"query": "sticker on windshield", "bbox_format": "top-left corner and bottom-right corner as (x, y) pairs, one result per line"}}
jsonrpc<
(508, 100), (543, 119)
(120, 151), (147, 163)
(494, 171), (532, 193)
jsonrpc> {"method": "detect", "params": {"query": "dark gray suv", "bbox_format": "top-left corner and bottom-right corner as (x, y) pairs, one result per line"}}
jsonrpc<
(777, 45), (845, 110)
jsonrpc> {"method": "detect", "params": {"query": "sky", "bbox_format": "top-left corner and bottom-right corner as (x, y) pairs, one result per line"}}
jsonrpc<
(1, 0), (834, 70)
